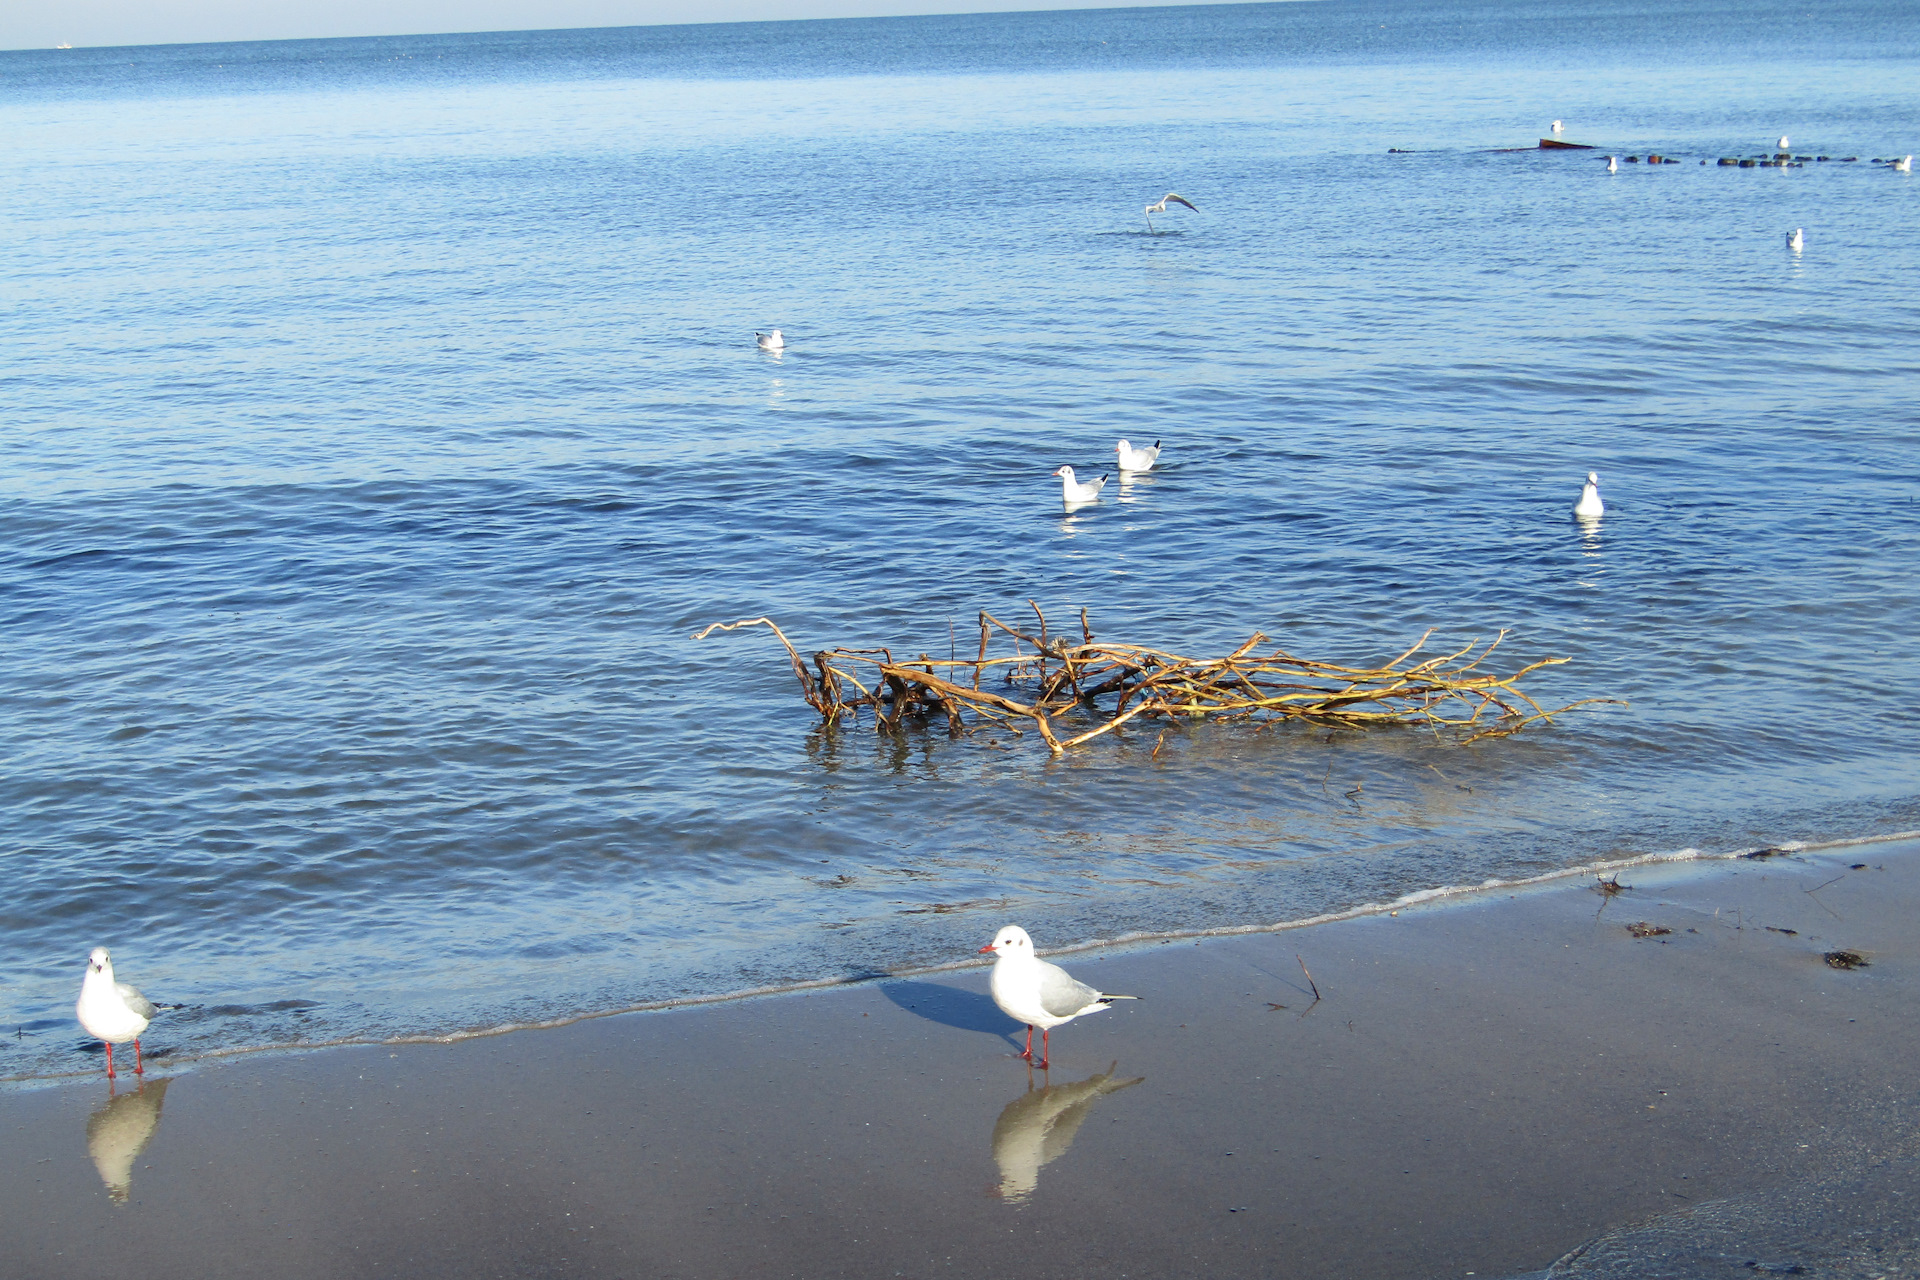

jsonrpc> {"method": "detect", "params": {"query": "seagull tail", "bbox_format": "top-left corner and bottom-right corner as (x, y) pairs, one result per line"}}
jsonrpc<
(1099, 994), (1141, 1002)
(1152, 440), (1161, 449)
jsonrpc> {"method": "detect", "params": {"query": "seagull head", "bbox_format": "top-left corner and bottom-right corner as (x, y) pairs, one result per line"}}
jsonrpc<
(88, 946), (112, 975)
(1115, 440), (1131, 453)
(1587, 471), (1599, 486)
(979, 925), (1034, 956)
(1054, 466), (1075, 480)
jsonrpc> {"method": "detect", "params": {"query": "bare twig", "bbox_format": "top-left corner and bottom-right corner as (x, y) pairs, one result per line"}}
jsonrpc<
(1296, 954), (1321, 1002)
(698, 605), (1620, 756)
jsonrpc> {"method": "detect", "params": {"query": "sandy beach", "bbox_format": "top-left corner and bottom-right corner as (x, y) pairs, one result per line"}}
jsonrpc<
(6, 838), (1919, 1279)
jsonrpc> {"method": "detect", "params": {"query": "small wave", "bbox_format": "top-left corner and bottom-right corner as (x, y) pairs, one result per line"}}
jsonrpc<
(10, 828), (1913, 1089)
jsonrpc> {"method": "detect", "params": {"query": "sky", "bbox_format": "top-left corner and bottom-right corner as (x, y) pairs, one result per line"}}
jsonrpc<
(6, 0), (1194, 52)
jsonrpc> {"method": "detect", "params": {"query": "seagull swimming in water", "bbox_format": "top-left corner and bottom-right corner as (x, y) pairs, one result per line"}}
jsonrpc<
(1550, 119), (1564, 134)
(1053, 466), (1107, 504)
(980, 926), (1138, 1069)
(1895, 155), (1913, 173)
(755, 329), (784, 351)
(1786, 228), (1804, 251)
(1115, 439), (1160, 472)
(1574, 471), (1605, 520)
(1777, 135), (1790, 151)
(1143, 192), (1198, 232)
(76, 948), (175, 1079)
(1605, 155), (1618, 173)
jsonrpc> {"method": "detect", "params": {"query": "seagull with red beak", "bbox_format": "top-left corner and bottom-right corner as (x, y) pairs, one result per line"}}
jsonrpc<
(979, 925), (1138, 1069)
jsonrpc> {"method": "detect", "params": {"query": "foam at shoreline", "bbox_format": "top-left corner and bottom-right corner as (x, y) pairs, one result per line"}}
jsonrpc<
(13, 827), (1915, 1088)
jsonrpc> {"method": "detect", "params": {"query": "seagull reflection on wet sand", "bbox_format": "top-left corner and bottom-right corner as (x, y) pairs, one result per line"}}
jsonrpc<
(991, 1062), (1143, 1204)
(87, 1076), (173, 1205)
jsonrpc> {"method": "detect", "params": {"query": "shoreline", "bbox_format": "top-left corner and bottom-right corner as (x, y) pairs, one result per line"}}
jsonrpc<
(10, 825), (1919, 1089)
(6, 837), (1920, 1277)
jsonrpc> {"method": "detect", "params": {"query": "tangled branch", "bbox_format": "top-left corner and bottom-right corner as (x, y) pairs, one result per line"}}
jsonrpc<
(693, 604), (1620, 756)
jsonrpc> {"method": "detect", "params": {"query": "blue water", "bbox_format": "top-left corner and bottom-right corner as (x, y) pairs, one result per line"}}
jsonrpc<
(4, 0), (1918, 1078)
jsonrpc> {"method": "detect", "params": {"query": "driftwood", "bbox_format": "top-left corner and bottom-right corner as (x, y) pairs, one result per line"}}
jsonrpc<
(694, 603), (1618, 756)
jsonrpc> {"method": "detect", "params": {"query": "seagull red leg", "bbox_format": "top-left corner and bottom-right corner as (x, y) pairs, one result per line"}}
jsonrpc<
(1036, 1028), (1050, 1071)
(134, 1038), (144, 1076)
(1021, 1025), (1034, 1060)
(105, 1042), (116, 1080)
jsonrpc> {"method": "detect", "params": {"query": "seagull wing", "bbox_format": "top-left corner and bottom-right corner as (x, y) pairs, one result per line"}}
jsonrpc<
(1036, 960), (1104, 1019)
(115, 983), (157, 1019)
(1164, 193), (1198, 212)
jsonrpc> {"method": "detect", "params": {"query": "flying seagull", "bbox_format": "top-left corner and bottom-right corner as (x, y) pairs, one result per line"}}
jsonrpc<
(980, 925), (1138, 1069)
(1144, 192), (1198, 232)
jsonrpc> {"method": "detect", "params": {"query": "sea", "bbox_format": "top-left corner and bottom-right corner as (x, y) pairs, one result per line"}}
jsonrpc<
(3, 0), (1917, 1081)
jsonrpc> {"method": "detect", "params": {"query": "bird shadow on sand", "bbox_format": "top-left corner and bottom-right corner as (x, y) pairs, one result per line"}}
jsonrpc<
(881, 980), (1022, 1047)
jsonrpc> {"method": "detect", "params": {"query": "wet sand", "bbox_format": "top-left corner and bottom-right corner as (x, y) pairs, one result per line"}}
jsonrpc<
(5, 840), (1919, 1279)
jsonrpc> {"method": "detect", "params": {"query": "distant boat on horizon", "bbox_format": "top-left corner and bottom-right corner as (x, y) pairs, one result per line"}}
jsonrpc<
(55, 41), (73, 48)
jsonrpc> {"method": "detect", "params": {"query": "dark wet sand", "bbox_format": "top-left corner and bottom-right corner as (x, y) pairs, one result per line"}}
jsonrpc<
(6, 841), (1919, 1279)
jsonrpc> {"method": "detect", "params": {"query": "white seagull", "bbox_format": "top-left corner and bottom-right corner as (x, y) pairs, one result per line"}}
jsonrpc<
(1786, 227), (1804, 251)
(1550, 120), (1564, 134)
(980, 925), (1138, 1069)
(1574, 471), (1605, 520)
(1895, 155), (1913, 172)
(1053, 465), (1107, 504)
(1606, 155), (1618, 173)
(1115, 439), (1160, 472)
(1777, 135), (1790, 151)
(1143, 192), (1198, 232)
(76, 948), (170, 1079)
(755, 329), (784, 351)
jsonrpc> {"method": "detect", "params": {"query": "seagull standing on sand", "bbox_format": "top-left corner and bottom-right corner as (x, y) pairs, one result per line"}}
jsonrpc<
(77, 948), (169, 1079)
(1053, 466), (1107, 504)
(980, 926), (1138, 1070)
(1574, 471), (1605, 520)
(1143, 192), (1198, 232)
(756, 329), (784, 351)
(1605, 155), (1618, 173)
(1115, 439), (1160, 472)
(1787, 228), (1804, 251)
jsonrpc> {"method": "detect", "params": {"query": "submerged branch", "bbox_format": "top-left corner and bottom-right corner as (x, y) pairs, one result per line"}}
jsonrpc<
(697, 606), (1622, 756)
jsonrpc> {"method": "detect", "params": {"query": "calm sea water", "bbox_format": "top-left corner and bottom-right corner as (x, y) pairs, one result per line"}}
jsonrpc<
(3, 0), (1918, 1079)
